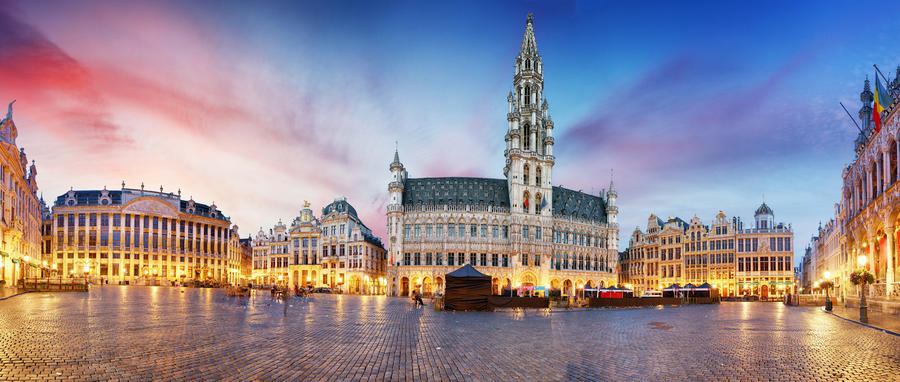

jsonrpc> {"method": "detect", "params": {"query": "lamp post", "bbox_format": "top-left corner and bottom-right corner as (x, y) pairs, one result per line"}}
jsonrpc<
(823, 271), (832, 311)
(857, 255), (868, 323)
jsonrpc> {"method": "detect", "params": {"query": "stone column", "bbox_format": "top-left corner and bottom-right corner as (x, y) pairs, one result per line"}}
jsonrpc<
(876, 157), (883, 195)
(884, 149), (892, 189)
(887, 227), (896, 297)
(867, 169), (872, 203)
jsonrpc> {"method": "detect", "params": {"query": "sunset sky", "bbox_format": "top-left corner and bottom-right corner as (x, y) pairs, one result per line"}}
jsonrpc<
(3, 1), (900, 264)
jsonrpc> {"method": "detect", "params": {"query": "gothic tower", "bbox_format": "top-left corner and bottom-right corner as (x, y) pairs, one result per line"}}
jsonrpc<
(386, 148), (407, 266)
(506, 14), (555, 218)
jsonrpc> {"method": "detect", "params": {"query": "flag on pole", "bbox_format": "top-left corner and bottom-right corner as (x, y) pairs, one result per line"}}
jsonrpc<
(874, 73), (891, 133)
(540, 196), (548, 210)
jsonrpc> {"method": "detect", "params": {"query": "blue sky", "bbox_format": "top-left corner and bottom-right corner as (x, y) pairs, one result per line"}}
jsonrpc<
(3, 1), (900, 265)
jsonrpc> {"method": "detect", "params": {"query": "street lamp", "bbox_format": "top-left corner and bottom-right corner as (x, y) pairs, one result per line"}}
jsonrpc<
(856, 255), (870, 323)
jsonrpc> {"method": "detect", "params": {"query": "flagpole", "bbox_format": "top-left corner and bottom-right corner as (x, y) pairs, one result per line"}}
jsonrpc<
(873, 64), (899, 99)
(840, 102), (864, 133)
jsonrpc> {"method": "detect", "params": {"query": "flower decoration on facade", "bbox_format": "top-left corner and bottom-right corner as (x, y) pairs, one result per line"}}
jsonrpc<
(849, 270), (874, 286)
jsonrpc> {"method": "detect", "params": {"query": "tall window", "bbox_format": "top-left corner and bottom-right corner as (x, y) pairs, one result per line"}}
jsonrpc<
(523, 124), (531, 150)
(535, 166), (541, 186)
(535, 194), (542, 214)
(524, 85), (531, 105)
(523, 164), (530, 184)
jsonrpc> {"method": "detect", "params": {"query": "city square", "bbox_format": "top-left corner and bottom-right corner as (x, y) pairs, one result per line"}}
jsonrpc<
(1, 288), (898, 381)
(2, 1), (900, 380)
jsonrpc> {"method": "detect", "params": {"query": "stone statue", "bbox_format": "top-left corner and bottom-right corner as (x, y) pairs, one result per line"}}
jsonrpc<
(6, 99), (14, 120)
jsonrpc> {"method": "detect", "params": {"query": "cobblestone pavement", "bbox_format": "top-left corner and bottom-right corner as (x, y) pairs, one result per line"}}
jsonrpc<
(1, 287), (899, 381)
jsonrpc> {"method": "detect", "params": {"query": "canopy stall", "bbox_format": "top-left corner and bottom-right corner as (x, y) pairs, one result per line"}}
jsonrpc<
(443, 264), (492, 311)
(694, 282), (716, 298)
(662, 284), (681, 298)
(617, 286), (634, 298)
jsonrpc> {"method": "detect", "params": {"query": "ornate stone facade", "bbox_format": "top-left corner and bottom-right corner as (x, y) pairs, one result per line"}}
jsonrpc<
(44, 185), (241, 285)
(0, 101), (43, 286)
(252, 198), (387, 294)
(385, 16), (619, 297)
(622, 205), (794, 298)
(839, 73), (900, 303)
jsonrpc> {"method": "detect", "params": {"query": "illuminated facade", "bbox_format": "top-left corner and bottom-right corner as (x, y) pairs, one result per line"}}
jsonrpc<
(622, 205), (794, 298)
(45, 185), (241, 285)
(385, 16), (619, 297)
(839, 73), (900, 306)
(252, 198), (387, 294)
(0, 101), (43, 287)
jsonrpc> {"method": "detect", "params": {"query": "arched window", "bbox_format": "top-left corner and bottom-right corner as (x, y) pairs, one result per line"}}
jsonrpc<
(523, 124), (531, 150)
(523, 163), (530, 185)
(563, 254), (569, 269)
(535, 166), (542, 186)
(525, 59), (531, 70)
(524, 85), (531, 105)
(522, 190), (530, 213)
(535, 193), (542, 215)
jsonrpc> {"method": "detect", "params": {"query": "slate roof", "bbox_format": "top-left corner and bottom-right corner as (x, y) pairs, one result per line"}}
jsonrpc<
(755, 202), (774, 216)
(53, 189), (230, 222)
(322, 199), (359, 221)
(54, 190), (123, 207)
(551, 186), (607, 223)
(402, 177), (608, 223)
(402, 178), (510, 207)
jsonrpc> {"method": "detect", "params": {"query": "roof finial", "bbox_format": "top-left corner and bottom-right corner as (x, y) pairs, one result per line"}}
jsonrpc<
(6, 99), (15, 121)
(608, 168), (616, 193)
(527, 13), (533, 25)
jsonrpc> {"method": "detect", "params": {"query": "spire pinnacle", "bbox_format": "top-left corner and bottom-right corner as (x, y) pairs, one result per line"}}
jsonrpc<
(390, 142), (403, 169)
(608, 168), (616, 195)
(519, 13), (539, 58)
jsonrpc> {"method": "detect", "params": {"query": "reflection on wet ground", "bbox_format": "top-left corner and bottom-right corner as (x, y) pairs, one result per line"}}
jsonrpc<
(1, 286), (897, 381)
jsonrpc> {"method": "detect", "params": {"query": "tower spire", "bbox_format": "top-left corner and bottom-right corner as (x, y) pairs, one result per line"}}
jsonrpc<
(519, 13), (539, 58)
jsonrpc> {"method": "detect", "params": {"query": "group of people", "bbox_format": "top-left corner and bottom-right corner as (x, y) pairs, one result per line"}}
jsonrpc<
(410, 290), (425, 306)
(270, 284), (311, 298)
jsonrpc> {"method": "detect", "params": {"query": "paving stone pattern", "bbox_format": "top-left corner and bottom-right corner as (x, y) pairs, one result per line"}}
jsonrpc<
(1, 286), (898, 381)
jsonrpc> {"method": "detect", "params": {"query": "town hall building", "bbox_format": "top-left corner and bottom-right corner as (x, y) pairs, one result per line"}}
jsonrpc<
(385, 15), (619, 297)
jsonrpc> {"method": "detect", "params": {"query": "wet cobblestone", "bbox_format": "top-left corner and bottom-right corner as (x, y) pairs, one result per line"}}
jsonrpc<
(1, 286), (898, 381)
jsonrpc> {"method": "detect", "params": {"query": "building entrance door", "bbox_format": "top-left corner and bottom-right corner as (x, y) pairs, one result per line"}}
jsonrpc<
(761, 285), (769, 300)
